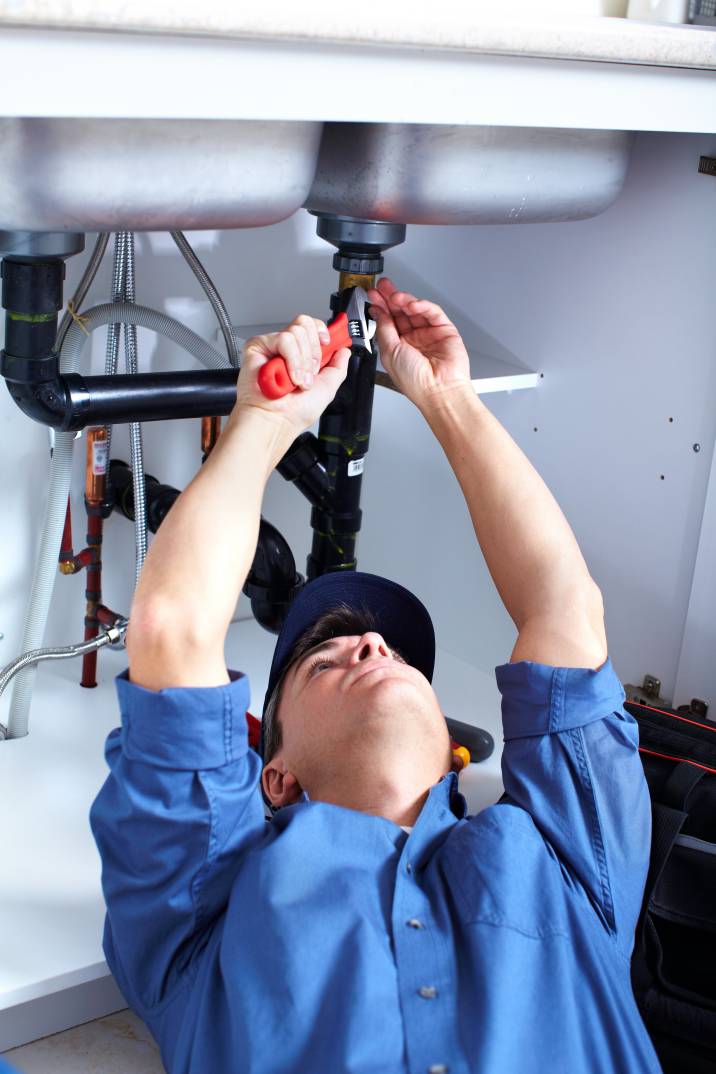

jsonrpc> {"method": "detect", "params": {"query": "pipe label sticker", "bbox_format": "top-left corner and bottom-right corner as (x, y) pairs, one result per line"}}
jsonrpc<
(347, 458), (365, 477)
(92, 440), (109, 476)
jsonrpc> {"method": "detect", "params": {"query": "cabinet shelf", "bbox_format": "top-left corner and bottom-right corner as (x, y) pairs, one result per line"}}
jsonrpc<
(233, 323), (539, 397)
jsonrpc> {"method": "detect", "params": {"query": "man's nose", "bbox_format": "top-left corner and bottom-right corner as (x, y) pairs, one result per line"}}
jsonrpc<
(352, 632), (391, 664)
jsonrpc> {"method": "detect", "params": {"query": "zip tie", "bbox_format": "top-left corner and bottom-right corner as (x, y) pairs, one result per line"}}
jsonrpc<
(67, 300), (90, 336)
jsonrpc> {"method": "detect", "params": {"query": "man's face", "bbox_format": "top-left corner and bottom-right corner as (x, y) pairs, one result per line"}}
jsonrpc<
(262, 630), (453, 809)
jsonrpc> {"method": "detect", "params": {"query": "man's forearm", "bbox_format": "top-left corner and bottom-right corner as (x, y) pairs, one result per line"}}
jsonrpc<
(421, 386), (606, 666)
(127, 408), (295, 690)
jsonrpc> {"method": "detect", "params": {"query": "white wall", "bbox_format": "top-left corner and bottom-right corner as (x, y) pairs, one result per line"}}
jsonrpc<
(1, 129), (714, 724)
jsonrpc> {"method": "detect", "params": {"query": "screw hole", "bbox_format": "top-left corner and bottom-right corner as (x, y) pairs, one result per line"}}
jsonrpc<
(668, 417), (673, 423)
(539, 373), (544, 379)
(660, 474), (665, 480)
(533, 427), (538, 432)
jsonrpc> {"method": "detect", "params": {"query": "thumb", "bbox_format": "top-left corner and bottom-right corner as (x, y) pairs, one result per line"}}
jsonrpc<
(324, 345), (352, 384)
(317, 346), (351, 392)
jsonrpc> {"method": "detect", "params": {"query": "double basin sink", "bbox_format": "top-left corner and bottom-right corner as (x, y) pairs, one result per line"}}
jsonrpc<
(0, 118), (632, 231)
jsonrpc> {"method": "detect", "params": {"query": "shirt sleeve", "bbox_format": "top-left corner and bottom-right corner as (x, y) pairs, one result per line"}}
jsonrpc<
(495, 657), (651, 957)
(89, 669), (266, 1016)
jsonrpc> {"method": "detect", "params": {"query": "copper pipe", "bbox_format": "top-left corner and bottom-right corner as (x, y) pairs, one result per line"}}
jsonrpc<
(81, 428), (108, 688)
(59, 498), (74, 565)
(85, 427), (109, 507)
(201, 415), (222, 461)
(96, 604), (126, 629)
(81, 513), (103, 688)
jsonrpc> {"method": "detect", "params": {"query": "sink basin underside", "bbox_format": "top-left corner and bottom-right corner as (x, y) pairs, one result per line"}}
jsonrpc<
(0, 118), (632, 231)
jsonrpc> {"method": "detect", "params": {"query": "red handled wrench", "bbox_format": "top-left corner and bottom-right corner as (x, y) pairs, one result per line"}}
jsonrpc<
(257, 312), (352, 400)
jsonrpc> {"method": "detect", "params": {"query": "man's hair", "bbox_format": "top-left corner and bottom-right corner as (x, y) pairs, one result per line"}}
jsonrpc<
(263, 601), (404, 766)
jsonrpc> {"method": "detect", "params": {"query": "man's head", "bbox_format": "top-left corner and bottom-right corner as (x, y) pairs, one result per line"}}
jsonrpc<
(260, 574), (456, 821)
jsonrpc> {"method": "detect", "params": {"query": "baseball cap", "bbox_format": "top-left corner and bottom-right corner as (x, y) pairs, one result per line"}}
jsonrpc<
(260, 571), (436, 758)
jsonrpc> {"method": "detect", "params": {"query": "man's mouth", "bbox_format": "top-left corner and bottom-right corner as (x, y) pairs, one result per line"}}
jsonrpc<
(349, 661), (403, 688)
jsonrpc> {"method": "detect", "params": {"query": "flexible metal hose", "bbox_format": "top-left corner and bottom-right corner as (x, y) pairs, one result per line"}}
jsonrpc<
(103, 232), (128, 460)
(0, 624), (127, 741)
(55, 233), (110, 354)
(122, 233), (148, 585)
(6, 300), (229, 738)
(171, 231), (240, 368)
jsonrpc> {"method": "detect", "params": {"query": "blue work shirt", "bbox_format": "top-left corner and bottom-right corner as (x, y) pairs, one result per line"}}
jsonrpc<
(90, 657), (662, 1074)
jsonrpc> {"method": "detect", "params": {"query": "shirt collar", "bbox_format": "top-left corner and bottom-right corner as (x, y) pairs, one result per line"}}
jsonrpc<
(400, 771), (467, 869)
(292, 771), (466, 860)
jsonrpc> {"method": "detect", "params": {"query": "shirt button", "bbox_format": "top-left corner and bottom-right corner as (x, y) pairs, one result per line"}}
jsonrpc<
(406, 862), (412, 874)
(418, 985), (438, 999)
(406, 918), (424, 929)
(428, 1066), (449, 1074)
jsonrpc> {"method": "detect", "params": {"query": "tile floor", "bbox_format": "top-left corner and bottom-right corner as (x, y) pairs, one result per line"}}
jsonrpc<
(2, 1010), (165, 1073)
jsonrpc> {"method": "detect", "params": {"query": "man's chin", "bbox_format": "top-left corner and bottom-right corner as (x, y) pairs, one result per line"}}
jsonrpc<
(354, 688), (438, 729)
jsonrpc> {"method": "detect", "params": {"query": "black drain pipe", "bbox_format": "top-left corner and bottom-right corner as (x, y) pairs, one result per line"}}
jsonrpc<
(306, 216), (406, 578)
(5, 363), (242, 431)
(110, 460), (302, 634)
(308, 292), (375, 577)
(0, 241), (242, 431)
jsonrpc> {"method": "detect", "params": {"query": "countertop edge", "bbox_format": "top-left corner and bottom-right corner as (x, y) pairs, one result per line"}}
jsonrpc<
(0, 14), (714, 71)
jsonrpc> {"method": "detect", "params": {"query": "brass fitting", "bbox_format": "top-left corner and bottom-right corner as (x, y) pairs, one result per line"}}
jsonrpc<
(339, 271), (376, 293)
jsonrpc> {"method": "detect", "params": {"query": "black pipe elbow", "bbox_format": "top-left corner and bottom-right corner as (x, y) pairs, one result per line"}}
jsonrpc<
(110, 459), (302, 636)
(109, 460), (179, 533)
(243, 518), (303, 635)
(0, 352), (70, 427)
(276, 432), (333, 513)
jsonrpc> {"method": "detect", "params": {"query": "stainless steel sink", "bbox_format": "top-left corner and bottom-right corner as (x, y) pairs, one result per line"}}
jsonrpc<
(0, 118), (632, 232)
(0, 118), (323, 231)
(305, 123), (633, 224)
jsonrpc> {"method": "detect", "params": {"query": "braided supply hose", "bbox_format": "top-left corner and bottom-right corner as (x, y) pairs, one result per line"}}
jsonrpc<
(122, 233), (148, 585)
(55, 233), (110, 355)
(171, 231), (240, 368)
(0, 624), (127, 741)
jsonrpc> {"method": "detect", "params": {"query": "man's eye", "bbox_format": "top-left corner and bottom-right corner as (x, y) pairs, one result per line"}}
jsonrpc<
(307, 657), (333, 676)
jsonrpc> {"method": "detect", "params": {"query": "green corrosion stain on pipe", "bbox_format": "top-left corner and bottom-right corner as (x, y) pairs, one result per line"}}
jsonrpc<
(8, 311), (56, 324)
(315, 529), (345, 555)
(318, 433), (369, 458)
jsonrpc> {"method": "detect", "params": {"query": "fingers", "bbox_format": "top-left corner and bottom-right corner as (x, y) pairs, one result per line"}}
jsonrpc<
(401, 297), (453, 329)
(248, 315), (332, 391)
(366, 286), (391, 314)
(376, 277), (399, 301)
(372, 279), (454, 335)
(368, 303), (401, 352)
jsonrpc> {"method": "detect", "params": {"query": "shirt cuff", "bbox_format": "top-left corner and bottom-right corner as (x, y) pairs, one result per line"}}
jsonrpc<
(115, 669), (251, 770)
(495, 657), (626, 740)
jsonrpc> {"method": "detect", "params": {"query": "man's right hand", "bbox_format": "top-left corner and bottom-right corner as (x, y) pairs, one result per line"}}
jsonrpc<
(367, 277), (472, 412)
(235, 314), (351, 439)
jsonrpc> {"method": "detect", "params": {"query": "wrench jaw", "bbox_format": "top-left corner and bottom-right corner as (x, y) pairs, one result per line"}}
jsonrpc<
(336, 286), (376, 356)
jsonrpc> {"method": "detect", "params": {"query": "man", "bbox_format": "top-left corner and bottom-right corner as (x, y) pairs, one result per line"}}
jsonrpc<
(90, 278), (661, 1073)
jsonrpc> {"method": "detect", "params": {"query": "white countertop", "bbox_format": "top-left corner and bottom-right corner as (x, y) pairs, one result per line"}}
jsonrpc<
(0, 6), (714, 69)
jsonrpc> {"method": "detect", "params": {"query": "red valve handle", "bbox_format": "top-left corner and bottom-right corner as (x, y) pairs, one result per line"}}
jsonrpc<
(257, 313), (351, 400)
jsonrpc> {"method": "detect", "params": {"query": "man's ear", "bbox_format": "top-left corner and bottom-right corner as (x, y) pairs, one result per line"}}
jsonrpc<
(262, 756), (304, 810)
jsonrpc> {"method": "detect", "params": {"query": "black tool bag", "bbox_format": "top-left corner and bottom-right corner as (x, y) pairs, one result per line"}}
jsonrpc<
(627, 698), (716, 1073)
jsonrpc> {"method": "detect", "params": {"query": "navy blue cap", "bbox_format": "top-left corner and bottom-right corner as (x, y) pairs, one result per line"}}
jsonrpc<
(260, 571), (435, 757)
